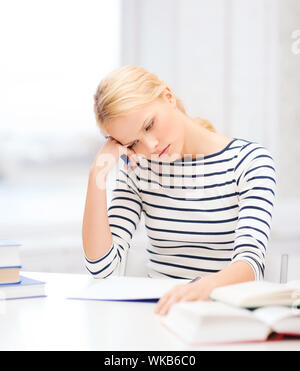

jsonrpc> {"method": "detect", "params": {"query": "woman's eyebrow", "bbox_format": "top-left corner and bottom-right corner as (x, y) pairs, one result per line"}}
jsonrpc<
(123, 117), (152, 146)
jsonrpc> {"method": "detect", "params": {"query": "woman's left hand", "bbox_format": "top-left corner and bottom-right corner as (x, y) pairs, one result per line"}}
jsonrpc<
(155, 275), (218, 316)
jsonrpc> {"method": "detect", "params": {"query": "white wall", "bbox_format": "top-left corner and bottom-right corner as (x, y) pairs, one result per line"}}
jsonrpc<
(121, 0), (280, 152)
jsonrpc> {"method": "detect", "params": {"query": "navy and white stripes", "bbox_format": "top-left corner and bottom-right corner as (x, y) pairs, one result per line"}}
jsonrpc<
(84, 138), (276, 281)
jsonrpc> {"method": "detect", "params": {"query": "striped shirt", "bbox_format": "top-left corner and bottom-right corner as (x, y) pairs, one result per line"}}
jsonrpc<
(84, 138), (277, 281)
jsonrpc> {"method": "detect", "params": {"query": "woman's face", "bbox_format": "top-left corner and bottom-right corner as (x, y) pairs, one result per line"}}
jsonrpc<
(106, 89), (186, 162)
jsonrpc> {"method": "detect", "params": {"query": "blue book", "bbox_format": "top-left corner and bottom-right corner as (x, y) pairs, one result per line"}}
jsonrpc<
(0, 275), (46, 300)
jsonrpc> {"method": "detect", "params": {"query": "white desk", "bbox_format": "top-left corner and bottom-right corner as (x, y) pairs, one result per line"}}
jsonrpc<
(0, 272), (300, 351)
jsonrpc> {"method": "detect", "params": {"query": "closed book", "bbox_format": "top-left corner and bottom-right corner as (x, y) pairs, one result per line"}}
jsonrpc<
(0, 240), (22, 268)
(209, 280), (300, 309)
(0, 267), (21, 285)
(0, 275), (46, 300)
(161, 301), (300, 345)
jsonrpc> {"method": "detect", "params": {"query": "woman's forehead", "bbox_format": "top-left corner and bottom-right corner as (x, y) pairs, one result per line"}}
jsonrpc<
(106, 109), (153, 145)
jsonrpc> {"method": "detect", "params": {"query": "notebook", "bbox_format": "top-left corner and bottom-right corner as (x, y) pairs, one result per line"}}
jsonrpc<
(161, 301), (300, 345)
(209, 280), (300, 309)
(0, 275), (46, 300)
(67, 276), (185, 302)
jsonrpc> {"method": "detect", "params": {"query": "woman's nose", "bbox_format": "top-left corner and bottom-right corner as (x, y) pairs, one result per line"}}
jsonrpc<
(143, 135), (159, 153)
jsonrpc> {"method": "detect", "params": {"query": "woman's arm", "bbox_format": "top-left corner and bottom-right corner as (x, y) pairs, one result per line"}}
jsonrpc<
(231, 143), (277, 280)
(82, 137), (142, 278)
(155, 143), (277, 315)
(82, 166), (113, 261)
(155, 261), (254, 315)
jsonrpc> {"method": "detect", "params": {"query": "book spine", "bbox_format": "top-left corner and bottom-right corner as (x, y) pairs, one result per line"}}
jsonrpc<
(0, 280), (22, 286)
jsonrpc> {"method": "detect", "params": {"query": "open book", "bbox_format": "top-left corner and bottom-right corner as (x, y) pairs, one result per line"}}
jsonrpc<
(161, 301), (300, 345)
(209, 280), (300, 309)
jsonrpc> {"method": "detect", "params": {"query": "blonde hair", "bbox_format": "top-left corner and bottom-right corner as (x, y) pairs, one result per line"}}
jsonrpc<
(94, 65), (216, 136)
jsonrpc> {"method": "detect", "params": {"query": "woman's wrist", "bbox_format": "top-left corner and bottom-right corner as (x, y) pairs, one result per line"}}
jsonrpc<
(89, 163), (109, 190)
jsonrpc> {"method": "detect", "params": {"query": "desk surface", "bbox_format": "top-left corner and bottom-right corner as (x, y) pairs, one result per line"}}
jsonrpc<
(0, 272), (300, 351)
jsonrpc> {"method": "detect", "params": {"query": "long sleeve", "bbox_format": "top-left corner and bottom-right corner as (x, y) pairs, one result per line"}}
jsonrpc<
(84, 164), (143, 278)
(231, 142), (277, 280)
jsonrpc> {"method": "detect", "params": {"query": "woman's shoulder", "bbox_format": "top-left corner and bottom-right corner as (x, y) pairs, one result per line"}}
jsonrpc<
(233, 138), (276, 175)
(234, 138), (274, 159)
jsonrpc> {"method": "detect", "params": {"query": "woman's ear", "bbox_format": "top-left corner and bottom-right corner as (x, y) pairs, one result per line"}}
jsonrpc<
(163, 86), (176, 107)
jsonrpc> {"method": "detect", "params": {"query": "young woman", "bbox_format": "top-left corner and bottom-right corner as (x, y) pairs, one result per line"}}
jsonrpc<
(82, 65), (276, 315)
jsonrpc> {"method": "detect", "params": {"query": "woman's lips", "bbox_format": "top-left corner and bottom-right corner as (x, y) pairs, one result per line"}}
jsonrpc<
(159, 144), (170, 157)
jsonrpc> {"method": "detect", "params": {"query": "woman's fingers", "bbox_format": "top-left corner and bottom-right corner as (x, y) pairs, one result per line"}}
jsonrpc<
(157, 295), (182, 316)
(155, 285), (185, 315)
(128, 150), (139, 164)
(155, 281), (208, 316)
(121, 148), (139, 170)
(120, 154), (138, 170)
(155, 293), (172, 314)
(129, 154), (138, 169)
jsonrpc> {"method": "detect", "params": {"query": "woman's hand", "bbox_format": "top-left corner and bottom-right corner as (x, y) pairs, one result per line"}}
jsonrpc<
(90, 136), (138, 176)
(155, 275), (219, 316)
(155, 262), (255, 316)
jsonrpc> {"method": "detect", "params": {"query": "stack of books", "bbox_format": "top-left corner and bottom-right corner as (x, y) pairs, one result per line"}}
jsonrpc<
(0, 239), (46, 300)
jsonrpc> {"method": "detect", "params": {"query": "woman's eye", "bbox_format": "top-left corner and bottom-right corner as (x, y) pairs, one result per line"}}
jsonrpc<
(146, 121), (154, 131)
(128, 142), (137, 149)
(128, 120), (154, 149)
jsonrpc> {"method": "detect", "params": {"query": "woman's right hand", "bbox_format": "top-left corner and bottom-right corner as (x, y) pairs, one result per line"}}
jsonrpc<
(90, 136), (138, 177)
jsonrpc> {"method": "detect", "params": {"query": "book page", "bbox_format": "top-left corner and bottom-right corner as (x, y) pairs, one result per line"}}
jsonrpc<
(210, 281), (281, 305)
(254, 306), (297, 324)
(254, 306), (300, 335)
(286, 280), (300, 290)
(162, 301), (271, 344)
(210, 281), (299, 307)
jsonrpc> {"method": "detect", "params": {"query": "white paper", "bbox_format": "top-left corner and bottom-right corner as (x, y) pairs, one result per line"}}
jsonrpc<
(67, 276), (186, 301)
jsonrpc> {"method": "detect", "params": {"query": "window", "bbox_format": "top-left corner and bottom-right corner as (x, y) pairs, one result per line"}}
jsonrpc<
(0, 1), (121, 273)
(0, 0), (120, 134)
